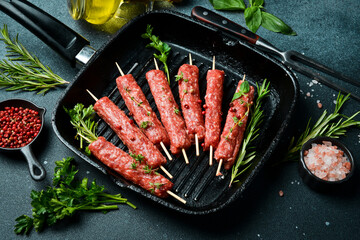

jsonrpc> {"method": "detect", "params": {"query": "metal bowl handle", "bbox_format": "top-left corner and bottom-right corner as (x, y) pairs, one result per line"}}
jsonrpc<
(20, 145), (46, 181)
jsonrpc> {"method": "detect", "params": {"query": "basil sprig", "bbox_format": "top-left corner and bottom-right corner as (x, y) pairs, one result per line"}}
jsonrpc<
(209, 0), (245, 10)
(231, 81), (250, 102)
(209, 0), (296, 36)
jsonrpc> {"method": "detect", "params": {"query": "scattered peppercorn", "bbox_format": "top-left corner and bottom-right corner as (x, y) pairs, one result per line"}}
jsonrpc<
(279, 190), (284, 197)
(0, 106), (41, 148)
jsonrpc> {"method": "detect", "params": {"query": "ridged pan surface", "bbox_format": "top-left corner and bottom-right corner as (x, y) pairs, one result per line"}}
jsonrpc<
(52, 10), (299, 215)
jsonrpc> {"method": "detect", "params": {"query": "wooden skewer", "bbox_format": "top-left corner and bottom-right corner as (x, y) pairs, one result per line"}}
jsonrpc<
(209, 145), (213, 166)
(216, 159), (223, 176)
(153, 58), (189, 164)
(86, 89), (98, 101)
(115, 62), (173, 161)
(160, 142), (172, 161)
(160, 166), (173, 179)
(182, 148), (189, 164)
(86, 89), (173, 179)
(115, 62), (125, 76)
(195, 133), (200, 157)
(188, 53), (200, 157)
(167, 190), (186, 204)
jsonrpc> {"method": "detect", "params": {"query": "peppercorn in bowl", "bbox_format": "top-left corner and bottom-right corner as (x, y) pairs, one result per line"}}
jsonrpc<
(0, 99), (46, 180)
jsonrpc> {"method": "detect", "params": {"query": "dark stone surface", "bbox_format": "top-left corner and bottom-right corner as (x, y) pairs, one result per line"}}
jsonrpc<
(0, 0), (359, 239)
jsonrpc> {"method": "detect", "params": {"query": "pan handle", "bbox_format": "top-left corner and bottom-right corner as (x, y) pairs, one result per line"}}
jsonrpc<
(20, 145), (46, 181)
(191, 6), (260, 44)
(0, 0), (90, 67)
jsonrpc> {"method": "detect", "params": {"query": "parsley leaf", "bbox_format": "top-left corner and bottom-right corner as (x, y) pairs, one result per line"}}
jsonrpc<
(14, 157), (136, 235)
(141, 25), (171, 84)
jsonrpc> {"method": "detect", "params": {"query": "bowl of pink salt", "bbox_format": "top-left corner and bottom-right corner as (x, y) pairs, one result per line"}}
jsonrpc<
(299, 136), (354, 191)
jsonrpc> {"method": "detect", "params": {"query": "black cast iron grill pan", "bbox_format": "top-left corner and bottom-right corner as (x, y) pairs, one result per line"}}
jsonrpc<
(0, 1), (299, 214)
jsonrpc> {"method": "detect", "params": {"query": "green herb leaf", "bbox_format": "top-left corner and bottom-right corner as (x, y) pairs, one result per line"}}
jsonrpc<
(130, 153), (145, 163)
(0, 25), (68, 94)
(140, 121), (151, 129)
(209, 0), (246, 10)
(244, 6), (262, 33)
(142, 25), (171, 84)
(261, 11), (297, 36)
(14, 157), (136, 234)
(64, 104), (98, 149)
(231, 81), (250, 102)
(283, 93), (360, 163)
(229, 79), (270, 187)
(14, 215), (33, 235)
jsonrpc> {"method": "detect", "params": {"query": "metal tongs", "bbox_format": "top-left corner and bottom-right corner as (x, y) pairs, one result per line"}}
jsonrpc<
(191, 6), (360, 102)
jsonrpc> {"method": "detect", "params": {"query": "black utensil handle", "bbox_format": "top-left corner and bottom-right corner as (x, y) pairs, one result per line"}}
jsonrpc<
(191, 6), (260, 44)
(0, 0), (89, 67)
(20, 145), (46, 181)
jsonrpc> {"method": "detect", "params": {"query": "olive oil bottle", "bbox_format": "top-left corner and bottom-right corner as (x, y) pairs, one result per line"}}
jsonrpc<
(67, 0), (153, 25)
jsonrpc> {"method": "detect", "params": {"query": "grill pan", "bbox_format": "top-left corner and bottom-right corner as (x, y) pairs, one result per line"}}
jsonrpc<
(0, 1), (299, 214)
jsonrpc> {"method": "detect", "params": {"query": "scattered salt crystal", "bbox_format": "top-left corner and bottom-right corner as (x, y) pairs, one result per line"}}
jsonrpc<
(316, 100), (321, 103)
(86, 171), (90, 174)
(279, 190), (284, 197)
(306, 92), (311, 97)
(333, 100), (337, 104)
(309, 82), (314, 87)
(312, 80), (319, 84)
(43, 161), (48, 165)
(325, 222), (330, 226)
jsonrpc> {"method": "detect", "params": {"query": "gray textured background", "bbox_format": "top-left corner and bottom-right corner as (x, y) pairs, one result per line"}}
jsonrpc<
(0, 0), (359, 239)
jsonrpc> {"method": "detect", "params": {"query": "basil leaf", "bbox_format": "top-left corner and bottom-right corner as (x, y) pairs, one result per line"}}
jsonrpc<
(261, 11), (297, 36)
(250, 0), (264, 7)
(209, 0), (246, 10)
(231, 92), (243, 102)
(244, 6), (262, 33)
(240, 81), (250, 93)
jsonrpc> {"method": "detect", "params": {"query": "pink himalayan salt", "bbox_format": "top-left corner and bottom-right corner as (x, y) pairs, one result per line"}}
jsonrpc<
(304, 141), (351, 181)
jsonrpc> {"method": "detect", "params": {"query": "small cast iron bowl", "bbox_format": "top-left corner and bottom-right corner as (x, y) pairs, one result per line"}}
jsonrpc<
(0, 99), (46, 181)
(299, 136), (355, 191)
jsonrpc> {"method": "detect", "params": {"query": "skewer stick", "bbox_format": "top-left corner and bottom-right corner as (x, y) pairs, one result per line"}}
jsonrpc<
(160, 166), (173, 179)
(160, 142), (172, 160)
(153, 58), (189, 164)
(209, 145), (213, 166)
(216, 159), (223, 176)
(116, 62), (172, 161)
(86, 89), (98, 101)
(115, 62), (125, 76)
(167, 190), (186, 204)
(189, 53), (200, 157)
(182, 148), (189, 164)
(195, 133), (200, 156)
(212, 56), (216, 70)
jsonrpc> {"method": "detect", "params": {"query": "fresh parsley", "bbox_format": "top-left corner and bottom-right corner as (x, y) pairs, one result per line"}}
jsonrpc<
(141, 25), (171, 84)
(14, 157), (136, 235)
(140, 121), (151, 129)
(209, 0), (296, 35)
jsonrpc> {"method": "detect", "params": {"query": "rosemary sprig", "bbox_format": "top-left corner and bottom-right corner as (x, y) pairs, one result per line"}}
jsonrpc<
(285, 93), (360, 162)
(0, 25), (68, 94)
(229, 79), (270, 187)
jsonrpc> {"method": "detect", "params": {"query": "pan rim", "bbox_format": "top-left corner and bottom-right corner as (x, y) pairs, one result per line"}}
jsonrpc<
(51, 9), (299, 215)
